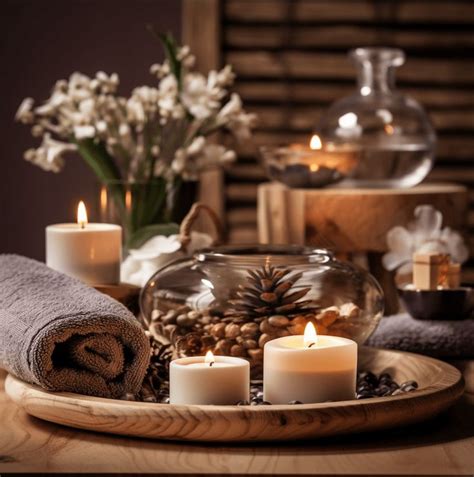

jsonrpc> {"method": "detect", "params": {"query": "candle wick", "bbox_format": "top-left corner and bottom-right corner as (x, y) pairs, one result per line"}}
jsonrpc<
(308, 342), (316, 348)
(209, 361), (214, 367)
(80, 222), (85, 230)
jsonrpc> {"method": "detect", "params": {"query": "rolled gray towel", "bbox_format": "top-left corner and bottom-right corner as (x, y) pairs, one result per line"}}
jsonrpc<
(367, 313), (474, 359)
(0, 254), (150, 398)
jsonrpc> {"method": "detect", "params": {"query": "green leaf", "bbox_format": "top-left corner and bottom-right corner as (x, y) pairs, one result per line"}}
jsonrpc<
(127, 223), (180, 250)
(147, 26), (182, 86)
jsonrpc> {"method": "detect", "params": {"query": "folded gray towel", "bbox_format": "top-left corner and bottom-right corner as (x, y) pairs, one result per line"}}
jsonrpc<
(367, 313), (474, 359)
(0, 254), (150, 398)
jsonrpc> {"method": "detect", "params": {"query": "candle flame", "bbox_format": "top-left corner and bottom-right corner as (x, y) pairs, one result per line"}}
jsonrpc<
(205, 350), (215, 367)
(304, 322), (318, 348)
(310, 134), (322, 150)
(77, 201), (88, 229)
(384, 124), (394, 135)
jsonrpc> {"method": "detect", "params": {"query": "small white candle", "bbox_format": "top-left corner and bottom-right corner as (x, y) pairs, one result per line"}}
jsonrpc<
(46, 201), (122, 285)
(170, 351), (250, 405)
(264, 322), (357, 404)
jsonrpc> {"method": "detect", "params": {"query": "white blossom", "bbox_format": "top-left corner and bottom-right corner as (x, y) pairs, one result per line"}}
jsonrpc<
(24, 134), (77, 173)
(74, 125), (96, 140)
(181, 73), (223, 119)
(15, 98), (35, 124)
(382, 205), (469, 274)
(121, 232), (213, 287)
(16, 41), (255, 180)
(217, 93), (258, 140)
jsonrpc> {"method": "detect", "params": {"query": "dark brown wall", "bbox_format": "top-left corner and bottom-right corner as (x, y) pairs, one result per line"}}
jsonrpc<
(0, 0), (181, 260)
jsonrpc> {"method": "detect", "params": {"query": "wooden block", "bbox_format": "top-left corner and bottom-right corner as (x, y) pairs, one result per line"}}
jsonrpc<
(448, 263), (462, 288)
(258, 182), (468, 253)
(413, 252), (449, 290)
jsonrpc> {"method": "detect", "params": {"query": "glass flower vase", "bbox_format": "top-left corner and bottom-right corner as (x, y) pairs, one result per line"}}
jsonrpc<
(318, 47), (436, 188)
(98, 178), (198, 250)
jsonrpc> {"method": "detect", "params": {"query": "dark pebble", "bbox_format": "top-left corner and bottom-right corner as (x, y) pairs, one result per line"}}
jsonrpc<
(261, 401), (272, 405)
(391, 389), (404, 396)
(236, 400), (250, 406)
(401, 380), (419, 390)
(358, 371), (378, 386)
(379, 373), (392, 382)
(288, 400), (302, 405)
(356, 393), (375, 399)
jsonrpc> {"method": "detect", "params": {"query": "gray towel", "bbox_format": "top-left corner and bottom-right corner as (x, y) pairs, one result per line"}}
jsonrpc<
(0, 254), (150, 398)
(367, 313), (474, 359)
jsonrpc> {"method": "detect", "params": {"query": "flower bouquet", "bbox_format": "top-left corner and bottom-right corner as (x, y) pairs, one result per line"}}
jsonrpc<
(16, 33), (257, 249)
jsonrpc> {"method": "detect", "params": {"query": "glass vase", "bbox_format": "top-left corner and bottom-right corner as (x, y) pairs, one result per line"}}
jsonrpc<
(98, 178), (198, 250)
(318, 47), (436, 188)
(140, 245), (384, 377)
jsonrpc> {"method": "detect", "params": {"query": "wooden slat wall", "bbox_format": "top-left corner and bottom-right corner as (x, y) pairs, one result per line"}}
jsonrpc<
(220, 0), (474, 278)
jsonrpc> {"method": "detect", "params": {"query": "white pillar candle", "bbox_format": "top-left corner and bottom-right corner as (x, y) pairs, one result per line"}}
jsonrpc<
(46, 201), (122, 285)
(170, 351), (250, 405)
(264, 322), (357, 404)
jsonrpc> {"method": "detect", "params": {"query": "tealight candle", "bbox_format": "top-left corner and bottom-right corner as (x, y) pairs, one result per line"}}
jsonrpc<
(46, 201), (122, 285)
(264, 322), (357, 404)
(170, 351), (250, 405)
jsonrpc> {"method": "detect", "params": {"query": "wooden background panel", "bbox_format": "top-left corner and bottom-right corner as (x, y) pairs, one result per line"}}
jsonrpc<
(219, 0), (474, 280)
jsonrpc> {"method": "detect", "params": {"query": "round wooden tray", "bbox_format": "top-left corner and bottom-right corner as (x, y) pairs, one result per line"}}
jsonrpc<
(5, 347), (464, 442)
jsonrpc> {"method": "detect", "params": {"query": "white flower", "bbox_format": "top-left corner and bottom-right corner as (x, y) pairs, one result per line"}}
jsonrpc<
(121, 232), (213, 287)
(187, 136), (206, 155)
(198, 144), (236, 168)
(74, 124), (96, 140)
(208, 65), (235, 89)
(217, 93), (257, 140)
(382, 205), (469, 274)
(181, 73), (223, 119)
(24, 134), (77, 173)
(15, 98), (35, 124)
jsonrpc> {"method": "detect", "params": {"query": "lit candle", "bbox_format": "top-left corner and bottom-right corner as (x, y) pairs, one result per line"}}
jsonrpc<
(46, 201), (122, 285)
(289, 134), (357, 174)
(264, 322), (357, 404)
(170, 351), (250, 405)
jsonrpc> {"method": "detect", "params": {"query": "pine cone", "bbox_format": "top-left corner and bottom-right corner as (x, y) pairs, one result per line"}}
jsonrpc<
(225, 265), (312, 322)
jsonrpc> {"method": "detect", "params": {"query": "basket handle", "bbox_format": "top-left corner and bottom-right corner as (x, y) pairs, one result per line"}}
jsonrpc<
(179, 202), (224, 251)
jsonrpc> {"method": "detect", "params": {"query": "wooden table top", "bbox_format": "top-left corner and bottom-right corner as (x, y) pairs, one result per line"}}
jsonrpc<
(0, 369), (473, 475)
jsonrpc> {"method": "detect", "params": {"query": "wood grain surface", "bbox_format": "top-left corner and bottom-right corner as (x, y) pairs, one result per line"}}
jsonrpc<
(3, 348), (464, 444)
(1, 359), (473, 474)
(258, 182), (468, 253)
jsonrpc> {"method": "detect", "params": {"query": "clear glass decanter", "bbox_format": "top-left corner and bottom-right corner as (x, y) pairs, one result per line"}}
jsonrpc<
(318, 47), (436, 188)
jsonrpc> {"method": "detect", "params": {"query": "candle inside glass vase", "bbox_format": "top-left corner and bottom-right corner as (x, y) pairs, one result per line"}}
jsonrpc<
(264, 322), (357, 404)
(262, 135), (358, 188)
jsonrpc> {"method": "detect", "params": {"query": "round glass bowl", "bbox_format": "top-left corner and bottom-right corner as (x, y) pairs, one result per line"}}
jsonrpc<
(317, 47), (436, 188)
(141, 245), (384, 376)
(260, 143), (357, 188)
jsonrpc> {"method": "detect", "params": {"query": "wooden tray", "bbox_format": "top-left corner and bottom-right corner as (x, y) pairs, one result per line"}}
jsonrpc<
(5, 347), (464, 442)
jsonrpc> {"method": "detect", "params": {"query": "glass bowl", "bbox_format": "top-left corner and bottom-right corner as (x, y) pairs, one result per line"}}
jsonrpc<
(260, 143), (358, 188)
(141, 245), (384, 376)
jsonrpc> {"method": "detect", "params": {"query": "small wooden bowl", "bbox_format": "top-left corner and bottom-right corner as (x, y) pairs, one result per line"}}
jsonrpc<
(398, 287), (474, 320)
(5, 347), (463, 442)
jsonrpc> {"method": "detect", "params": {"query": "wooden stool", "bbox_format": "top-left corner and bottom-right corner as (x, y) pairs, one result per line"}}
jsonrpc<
(258, 182), (468, 313)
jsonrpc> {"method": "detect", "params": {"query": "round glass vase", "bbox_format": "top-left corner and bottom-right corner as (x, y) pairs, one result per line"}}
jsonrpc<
(140, 245), (384, 377)
(98, 179), (198, 251)
(317, 47), (436, 188)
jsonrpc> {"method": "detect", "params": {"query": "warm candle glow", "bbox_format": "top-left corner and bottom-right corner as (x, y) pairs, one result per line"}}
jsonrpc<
(205, 350), (215, 367)
(304, 322), (318, 348)
(310, 134), (322, 150)
(77, 201), (88, 229)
